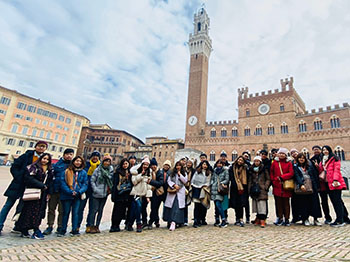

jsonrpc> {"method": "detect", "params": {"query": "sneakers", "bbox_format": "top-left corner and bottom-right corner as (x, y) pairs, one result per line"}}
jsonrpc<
(235, 220), (244, 227)
(57, 232), (65, 237)
(21, 231), (31, 238)
(109, 226), (121, 233)
(214, 219), (220, 227)
(314, 219), (322, 226)
(31, 230), (45, 240)
(260, 220), (266, 228)
(274, 218), (283, 226)
(246, 219), (250, 224)
(303, 219), (311, 226)
(169, 222), (176, 231)
(70, 230), (80, 236)
(142, 223), (148, 229)
(330, 222), (346, 227)
(220, 220), (228, 228)
(127, 225), (134, 231)
(136, 224), (142, 233)
(201, 221), (208, 226)
(283, 220), (291, 227)
(43, 226), (53, 235)
(11, 227), (21, 234)
(193, 222), (200, 228)
(325, 219), (332, 225)
(56, 227), (62, 234)
(155, 223), (160, 228)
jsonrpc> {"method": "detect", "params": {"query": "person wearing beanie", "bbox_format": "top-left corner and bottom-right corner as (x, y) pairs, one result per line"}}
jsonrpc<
(88, 154), (113, 234)
(77, 151), (101, 233)
(248, 156), (270, 228)
(128, 156), (137, 168)
(270, 148), (294, 226)
(129, 158), (152, 232)
(43, 148), (74, 235)
(290, 149), (299, 164)
(259, 150), (272, 172)
(148, 160), (172, 228)
(0, 140), (48, 235)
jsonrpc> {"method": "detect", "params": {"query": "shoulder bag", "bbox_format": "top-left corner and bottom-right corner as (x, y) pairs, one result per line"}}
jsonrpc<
(279, 162), (294, 191)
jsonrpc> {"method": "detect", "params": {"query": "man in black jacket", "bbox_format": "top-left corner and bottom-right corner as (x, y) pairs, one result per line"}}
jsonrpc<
(148, 160), (172, 228)
(0, 141), (47, 235)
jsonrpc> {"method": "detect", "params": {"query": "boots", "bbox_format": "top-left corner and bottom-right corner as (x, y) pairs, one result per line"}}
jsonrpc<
(89, 226), (97, 234)
(260, 220), (266, 228)
(254, 219), (261, 226)
(136, 223), (142, 233)
(85, 226), (91, 234)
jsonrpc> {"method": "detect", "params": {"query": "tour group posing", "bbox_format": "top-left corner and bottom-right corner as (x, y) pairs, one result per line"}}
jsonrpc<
(0, 140), (348, 239)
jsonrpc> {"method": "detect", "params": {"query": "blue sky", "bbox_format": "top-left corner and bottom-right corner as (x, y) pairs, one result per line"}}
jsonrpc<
(0, 0), (349, 141)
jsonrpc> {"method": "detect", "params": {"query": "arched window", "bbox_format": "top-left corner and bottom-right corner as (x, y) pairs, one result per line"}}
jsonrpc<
(197, 22), (201, 32)
(330, 115), (340, 128)
(244, 126), (251, 136)
(232, 150), (238, 161)
(280, 104), (285, 112)
(232, 127), (238, 137)
(246, 109), (250, 117)
(255, 124), (262, 136)
(334, 146), (345, 161)
(281, 122), (288, 134)
(301, 148), (310, 159)
(221, 127), (227, 137)
(210, 128), (216, 138)
(314, 118), (323, 130)
(267, 123), (275, 135)
(210, 150), (216, 161)
(298, 120), (307, 132)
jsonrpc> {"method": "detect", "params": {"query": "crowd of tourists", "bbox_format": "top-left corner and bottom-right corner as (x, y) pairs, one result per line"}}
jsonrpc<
(0, 141), (348, 239)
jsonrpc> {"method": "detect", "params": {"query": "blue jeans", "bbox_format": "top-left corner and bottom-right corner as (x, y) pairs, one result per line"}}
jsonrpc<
(61, 198), (81, 234)
(77, 193), (93, 228)
(215, 200), (225, 220)
(129, 198), (142, 226)
(0, 197), (17, 230)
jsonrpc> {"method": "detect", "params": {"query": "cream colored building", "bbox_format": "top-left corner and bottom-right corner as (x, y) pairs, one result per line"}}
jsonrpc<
(0, 86), (90, 163)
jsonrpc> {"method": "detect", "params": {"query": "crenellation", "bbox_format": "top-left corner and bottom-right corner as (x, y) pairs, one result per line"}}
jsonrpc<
(335, 104), (340, 109)
(268, 90), (272, 94)
(274, 89), (279, 93)
(326, 106), (332, 111)
(218, 121), (222, 125)
(249, 94), (253, 98)
(343, 102), (349, 107)
(319, 107), (324, 113)
(255, 92), (259, 97)
(261, 91), (265, 96)
(311, 109), (316, 113)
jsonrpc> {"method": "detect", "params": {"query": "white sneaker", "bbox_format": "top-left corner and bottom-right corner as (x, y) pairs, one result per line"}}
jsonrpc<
(314, 219), (322, 226)
(169, 222), (176, 231)
(303, 219), (311, 226)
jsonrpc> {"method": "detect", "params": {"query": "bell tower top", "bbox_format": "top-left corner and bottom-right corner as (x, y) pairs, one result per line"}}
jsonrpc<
(189, 8), (212, 58)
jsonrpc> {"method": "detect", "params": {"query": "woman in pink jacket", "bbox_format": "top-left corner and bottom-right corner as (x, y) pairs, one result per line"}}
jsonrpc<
(318, 145), (349, 227)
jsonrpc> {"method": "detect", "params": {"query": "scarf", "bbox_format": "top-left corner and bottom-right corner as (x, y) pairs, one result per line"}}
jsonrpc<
(65, 167), (83, 190)
(234, 165), (247, 191)
(87, 160), (100, 176)
(191, 170), (210, 188)
(215, 167), (223, 175)
(98, 165), (113, 189)
(322, 155), (329, 167)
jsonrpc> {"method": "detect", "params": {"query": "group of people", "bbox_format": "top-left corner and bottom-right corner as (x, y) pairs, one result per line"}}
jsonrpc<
(0, 141), (348, 239)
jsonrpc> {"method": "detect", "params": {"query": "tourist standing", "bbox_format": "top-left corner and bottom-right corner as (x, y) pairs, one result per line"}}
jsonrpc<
(16, 153), (53, 239)
(163, 161), (188, 231)
(318, 146), (348, 227)
(184, 159), (195, 226)
(191, 160), (211, 228)
(229, 156), (249, 227)
(0, 141), (48, 235)
(89, 155), (113, 233)
(110, 158), (132, 232)
(43, 148), (74, 235)
(270, 148), (294, 226)
(293, 153), (322, 226)
(59, 156), (88, 236)
(210, 160), (229, 227)
(248, 156), (270, 228)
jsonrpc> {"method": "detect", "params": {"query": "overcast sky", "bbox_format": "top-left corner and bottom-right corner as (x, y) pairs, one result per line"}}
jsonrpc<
(0, 0), (349, 141)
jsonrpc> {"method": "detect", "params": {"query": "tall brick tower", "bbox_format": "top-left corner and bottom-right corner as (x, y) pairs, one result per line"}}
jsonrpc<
(185, 8), (212, 144)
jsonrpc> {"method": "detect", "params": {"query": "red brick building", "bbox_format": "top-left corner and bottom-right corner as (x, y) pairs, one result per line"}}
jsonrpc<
(185, 8), (350, 162)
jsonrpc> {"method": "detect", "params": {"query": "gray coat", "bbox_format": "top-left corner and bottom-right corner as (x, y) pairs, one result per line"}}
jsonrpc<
(91, 165), (113, 199)
(210, 167), (229, 201)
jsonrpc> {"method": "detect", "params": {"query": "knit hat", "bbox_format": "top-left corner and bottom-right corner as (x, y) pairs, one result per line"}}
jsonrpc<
(163, 160), (172, 168)
(142, 157), (150, 164)
(312, 145), (321, 150)
(260, 149), (268, 155)
(35, 141), (48, 148)
(253, 156), (262, 162)
(150, 158), (158, 166)
(128, 155), (136, 160)
(63, 148), (74, 155)
(90, 151), (101, 158)
(277, 148), (289, 155)
(290, 148), (298, 154)
(220, 152), (227, 157)
(102, 154), (113, 163)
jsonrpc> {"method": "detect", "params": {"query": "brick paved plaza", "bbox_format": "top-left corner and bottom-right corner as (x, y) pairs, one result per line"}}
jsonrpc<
(1, 167), (350, 261)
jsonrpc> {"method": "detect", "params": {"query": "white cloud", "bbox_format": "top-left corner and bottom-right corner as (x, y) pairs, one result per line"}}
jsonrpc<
(0, 0), (349, 141)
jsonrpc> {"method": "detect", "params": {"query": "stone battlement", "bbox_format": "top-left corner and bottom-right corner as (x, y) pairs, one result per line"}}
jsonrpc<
(238, 77), (294, 100)
(301, 103), (350, 116)
(206, 120), (238, 126)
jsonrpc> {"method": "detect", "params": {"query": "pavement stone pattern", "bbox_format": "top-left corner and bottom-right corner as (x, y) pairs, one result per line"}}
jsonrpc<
(1, 167), (350, 261)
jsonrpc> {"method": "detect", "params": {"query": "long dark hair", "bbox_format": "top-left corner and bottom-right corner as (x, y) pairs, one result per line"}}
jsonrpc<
(36, 152), (53, 170)
(137, 162), (150, 176)
(69, 156), (85, 170)
(171, 161), (186, 177)
(322, 145), (339, 162)
(296, 153), (309, 169)
(196, 160), (211, 176)
(233, 156), (245, 167)
(117, 158), (130, 175)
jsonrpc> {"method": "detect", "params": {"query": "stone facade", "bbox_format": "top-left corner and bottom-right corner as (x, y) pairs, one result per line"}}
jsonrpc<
(184, 9), (350, 162)
(152, 139), (185, 166)
(77, 124), (144, 165)
(0, 85), (90, 163)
